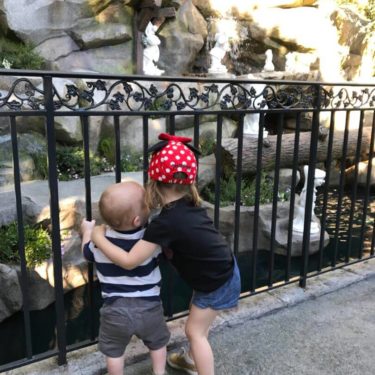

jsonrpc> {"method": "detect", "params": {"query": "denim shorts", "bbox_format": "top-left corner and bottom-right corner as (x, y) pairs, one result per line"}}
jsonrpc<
(192, 258), (241, 310)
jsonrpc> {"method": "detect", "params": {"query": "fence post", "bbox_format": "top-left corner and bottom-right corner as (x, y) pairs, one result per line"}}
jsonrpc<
(43, 76), (67, 365)
(299, 84), (321, 288)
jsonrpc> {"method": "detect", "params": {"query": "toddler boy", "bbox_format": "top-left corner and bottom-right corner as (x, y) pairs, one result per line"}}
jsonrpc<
(81, 181), (170, 375)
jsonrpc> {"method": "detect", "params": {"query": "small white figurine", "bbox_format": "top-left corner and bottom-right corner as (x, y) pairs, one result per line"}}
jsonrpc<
(208, 32), (229, 74)
(293, 166), (326, 234)
(143, 21), (165, 76)
(263, 49), (275, 72)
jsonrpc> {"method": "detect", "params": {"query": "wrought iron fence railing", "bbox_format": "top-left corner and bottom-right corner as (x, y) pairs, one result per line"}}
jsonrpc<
(0, 69), (374, 371)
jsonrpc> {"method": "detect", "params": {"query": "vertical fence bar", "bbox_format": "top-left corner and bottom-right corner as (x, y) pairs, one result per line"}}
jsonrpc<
(299, 84), (321, 288)
(317, 111), (336, 271)
(168, 114), (175, 135)
(250, 112), (265, 292)
(346, 110), (364, 262)
(193, 115), (200, 149)
(359, 111), (375, 258)
(233, 114), (244, 257)
(81, 115), (95, 342)
(269, 113), (284, 286)
(332, 111), (351, 267)
(43, 76), (67, 365)
(114, 115), (121, 183)
(193, 115), (200, 184)
(143, 116), (149, 184)
(214, 115), (223, 229)
(285, 112), (301, 281)
(10, 115), (33, 359)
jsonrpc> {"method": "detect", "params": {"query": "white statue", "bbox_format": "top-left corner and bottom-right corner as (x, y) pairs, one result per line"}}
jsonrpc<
(243, 74), (268, 138)
(293, 166), (326, 234)
(143, 21), (165, 76)
(263, 49), (275, 72)
(208, 32), (229, 74)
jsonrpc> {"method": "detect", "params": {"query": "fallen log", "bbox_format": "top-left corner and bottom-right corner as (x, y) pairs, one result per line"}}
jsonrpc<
(221, 127), (373, 174)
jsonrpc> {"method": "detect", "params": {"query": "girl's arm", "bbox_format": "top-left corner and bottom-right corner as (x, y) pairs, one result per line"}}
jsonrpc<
(91, 225), (159, 270)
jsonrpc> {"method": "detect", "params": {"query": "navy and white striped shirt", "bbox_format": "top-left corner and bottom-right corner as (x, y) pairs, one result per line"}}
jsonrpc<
(83, 226), (161, 300)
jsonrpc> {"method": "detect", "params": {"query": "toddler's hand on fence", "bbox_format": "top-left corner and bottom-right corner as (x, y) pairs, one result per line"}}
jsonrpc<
(91, 224), (106, 243)
(80, 219), (96, 236)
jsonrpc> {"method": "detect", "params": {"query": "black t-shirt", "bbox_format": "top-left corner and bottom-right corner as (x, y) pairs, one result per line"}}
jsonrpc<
(143, 197), (234, 292)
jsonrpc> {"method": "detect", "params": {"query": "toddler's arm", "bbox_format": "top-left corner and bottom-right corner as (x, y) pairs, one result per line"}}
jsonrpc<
(92, 225), (158, 270)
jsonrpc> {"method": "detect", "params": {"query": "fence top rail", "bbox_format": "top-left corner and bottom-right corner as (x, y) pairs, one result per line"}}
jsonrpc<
(0, 69), (374, 112)
(1, 68), (375, 87)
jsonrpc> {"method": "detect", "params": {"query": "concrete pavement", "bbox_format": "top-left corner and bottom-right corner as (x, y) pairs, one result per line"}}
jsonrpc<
(7, 257), (374, 375)
(126, 260), (375, 375)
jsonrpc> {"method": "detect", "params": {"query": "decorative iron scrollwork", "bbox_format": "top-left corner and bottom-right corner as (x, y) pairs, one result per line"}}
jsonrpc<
(0, 78), (44, 110)
(0, 76), (374, 112)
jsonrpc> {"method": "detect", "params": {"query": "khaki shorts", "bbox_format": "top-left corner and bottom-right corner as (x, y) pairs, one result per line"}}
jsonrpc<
(98, 297), (170, 358)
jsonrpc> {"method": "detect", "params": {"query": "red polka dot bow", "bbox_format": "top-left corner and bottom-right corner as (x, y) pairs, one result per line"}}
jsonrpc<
(148, 133), (199, 185)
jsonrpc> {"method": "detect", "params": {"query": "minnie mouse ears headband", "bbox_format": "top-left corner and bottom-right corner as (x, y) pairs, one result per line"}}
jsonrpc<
(147, 133), (201, 156)
(147, 133), (200, 185)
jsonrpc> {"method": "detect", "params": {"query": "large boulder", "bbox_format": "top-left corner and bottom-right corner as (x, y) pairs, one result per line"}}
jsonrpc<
(3, 0), (94, 45)
(51, 42), (135, 74)
(0, 192), (40, 226)
(0, 264), (22, 322)
(69, 22), (132, 50)
(34, 34), (81, 65)
(159, 0), (207, 75)
(0, 132), (48, 186)
(331, 6), (375, 80)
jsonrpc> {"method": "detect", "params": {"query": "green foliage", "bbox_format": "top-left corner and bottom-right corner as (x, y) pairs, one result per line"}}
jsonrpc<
(0, 222), (51, 267)
(365, 0), (375, 21)
(121, 146), (144, 172)
(99, 138), (144, 172)
(199, 136), (216, 157)
(56, 146), (110, 181)
(336, 0), (375, 22)
(0, 38), (44, 70)
(31, 152), (49, 179)
(98, 137), (116, 165)
(201, 172), (289, 207)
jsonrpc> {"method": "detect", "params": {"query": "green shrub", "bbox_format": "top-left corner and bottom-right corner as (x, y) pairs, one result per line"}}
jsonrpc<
(98, 137), (116, 165)
(31, 152), (49, 179)
(121, 147), (144, 172)
(199, 136), (216, 157)
(56, 146), (111, 181)
(0, 222), (51, 267)
(201, 172), (289, 207)
(0, 38), (44, 70)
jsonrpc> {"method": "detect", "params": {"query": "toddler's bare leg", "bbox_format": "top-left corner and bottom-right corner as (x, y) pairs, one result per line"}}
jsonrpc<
(150, 346), (167, 375)
(106, 354), (125, 375)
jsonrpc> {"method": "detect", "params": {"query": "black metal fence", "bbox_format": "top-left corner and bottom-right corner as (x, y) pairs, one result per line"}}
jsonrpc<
(0, 69), (374, 371)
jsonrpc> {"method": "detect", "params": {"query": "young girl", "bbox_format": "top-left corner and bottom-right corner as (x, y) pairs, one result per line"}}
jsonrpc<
(92, 133), (241, 375)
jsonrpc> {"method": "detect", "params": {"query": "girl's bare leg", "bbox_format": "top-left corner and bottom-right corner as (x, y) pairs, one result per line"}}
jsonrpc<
(185, 304), (218, 375)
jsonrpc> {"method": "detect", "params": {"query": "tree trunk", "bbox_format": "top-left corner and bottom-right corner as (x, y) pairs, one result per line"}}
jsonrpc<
(221, 127), (373, 174)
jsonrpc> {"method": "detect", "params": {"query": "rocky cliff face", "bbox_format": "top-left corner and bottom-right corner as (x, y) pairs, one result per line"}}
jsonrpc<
(0, 0), (373, 80)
